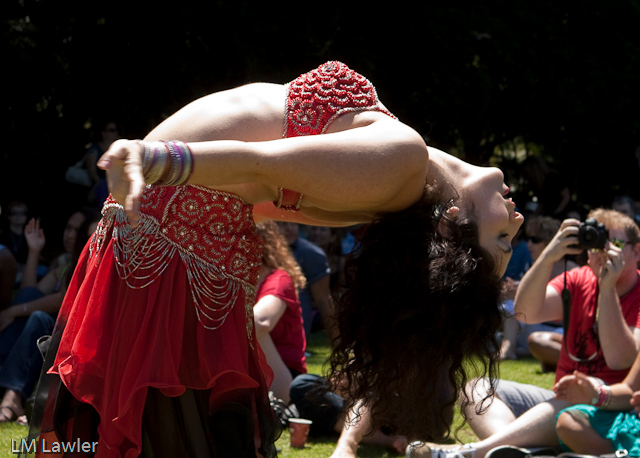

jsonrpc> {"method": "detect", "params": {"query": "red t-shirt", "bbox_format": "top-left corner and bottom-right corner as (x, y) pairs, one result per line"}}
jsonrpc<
(256, 270), (307, 375)
(549, 266), (640, 384)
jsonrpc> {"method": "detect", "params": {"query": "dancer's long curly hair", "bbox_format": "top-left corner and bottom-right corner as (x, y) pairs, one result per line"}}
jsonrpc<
(328, 196), (503, 443)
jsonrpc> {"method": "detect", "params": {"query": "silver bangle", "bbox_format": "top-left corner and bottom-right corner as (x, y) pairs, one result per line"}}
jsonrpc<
(139, 141), (169, 185)
(159, 141), (194, 186)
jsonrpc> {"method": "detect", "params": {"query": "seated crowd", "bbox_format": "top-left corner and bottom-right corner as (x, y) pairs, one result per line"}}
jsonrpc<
(1, 193), (640, 458)
(0, 203), (100, 425)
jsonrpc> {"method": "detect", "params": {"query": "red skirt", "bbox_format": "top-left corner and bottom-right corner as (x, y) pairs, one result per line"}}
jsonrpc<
(28, 187), (280, 458)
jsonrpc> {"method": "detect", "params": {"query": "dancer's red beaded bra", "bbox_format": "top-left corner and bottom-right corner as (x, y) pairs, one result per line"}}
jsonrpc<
(277, 61), (396, 210)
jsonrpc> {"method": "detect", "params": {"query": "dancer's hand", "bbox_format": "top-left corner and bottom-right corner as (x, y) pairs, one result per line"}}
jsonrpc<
(98, 139), (145, 224)
(553, 370), (599, 405)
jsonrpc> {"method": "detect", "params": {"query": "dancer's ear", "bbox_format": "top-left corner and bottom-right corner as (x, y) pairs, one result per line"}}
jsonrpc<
(436, 205), (460, 238)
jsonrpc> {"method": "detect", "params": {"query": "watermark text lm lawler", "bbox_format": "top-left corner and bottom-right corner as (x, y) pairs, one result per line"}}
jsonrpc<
(11, 438), (99, 454)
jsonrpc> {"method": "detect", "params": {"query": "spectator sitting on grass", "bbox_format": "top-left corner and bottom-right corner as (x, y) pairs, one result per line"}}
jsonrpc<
(554, 338), (640, 455)
(0, 203), (17, 310)
(277, 221), (336, 343)
(0, 210), (96, 424)
(254, 221), (307, 404)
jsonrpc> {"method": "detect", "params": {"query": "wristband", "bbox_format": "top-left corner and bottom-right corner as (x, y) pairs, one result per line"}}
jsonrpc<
(593, 384), (613, 408)
(601, 384), (613, 408)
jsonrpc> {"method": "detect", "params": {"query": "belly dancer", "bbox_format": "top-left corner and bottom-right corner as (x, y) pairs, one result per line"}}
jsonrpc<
(28, 61), (523, 457)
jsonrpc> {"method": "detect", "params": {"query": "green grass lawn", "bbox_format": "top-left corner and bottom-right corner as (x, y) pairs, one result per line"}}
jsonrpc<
(0, 331), (555, 457)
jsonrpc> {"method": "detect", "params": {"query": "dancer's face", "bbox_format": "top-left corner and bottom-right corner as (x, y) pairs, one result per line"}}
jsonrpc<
(454, 164), (524, 276)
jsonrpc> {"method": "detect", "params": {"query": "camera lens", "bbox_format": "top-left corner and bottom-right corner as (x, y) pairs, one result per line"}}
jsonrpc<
(578, 218), (608, 250)
(581, 229), (597, 243)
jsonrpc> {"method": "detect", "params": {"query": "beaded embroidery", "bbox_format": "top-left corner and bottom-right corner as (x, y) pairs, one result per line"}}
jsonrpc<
(279, 61), (397, 211)
(91, 185), (262, 337)
(284, 60), (397, 138)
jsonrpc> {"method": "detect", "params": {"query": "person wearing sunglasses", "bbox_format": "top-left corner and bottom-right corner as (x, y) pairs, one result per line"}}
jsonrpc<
(418, 209), (640, 458)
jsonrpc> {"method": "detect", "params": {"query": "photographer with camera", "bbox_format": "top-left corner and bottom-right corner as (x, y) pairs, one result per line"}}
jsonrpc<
(417, 209), (640, 458)
(517, 211), (640, 383)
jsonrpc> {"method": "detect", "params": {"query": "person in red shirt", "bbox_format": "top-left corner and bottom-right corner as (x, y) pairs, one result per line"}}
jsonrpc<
(254, 221), (307, 404)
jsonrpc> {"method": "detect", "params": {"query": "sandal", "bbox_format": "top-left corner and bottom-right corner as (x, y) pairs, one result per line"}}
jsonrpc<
(0, 405), (17, 423)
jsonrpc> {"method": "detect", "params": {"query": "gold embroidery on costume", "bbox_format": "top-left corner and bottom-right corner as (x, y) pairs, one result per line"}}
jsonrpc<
(90, 185), (262, 339)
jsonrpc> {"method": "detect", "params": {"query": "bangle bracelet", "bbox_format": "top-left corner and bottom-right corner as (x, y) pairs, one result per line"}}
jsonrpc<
(140, 140), (193, 187)
(159, 141), (194, 186)
(140, 141), (169, 185)
(594, 384), (613, 408)
(601, 384), (613, 408)
(159, 141), (181, 186)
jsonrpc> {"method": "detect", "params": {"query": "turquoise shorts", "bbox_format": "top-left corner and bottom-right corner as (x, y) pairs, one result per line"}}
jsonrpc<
(557, 404), (640, 456)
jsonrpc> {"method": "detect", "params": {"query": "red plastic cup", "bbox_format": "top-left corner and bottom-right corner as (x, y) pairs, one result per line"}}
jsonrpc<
(289, 418), (312, 448)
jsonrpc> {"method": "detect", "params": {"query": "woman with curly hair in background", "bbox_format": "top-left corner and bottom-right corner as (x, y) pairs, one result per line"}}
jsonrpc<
(253, 221), (307, 404)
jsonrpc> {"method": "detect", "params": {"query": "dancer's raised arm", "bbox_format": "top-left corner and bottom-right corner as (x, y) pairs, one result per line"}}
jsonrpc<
(99, 119), (428, 222)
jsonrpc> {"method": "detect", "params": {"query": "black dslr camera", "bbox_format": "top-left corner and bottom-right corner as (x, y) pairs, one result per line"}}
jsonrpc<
(577, 218), (609, 250)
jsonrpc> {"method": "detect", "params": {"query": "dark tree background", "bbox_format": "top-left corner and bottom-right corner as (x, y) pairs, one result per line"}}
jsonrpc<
(3, 0), (640, 251)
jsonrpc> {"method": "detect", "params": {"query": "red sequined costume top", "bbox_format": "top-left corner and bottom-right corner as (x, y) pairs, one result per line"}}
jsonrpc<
(44, 186), (273, 457)
(276, 61), (396, 210)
